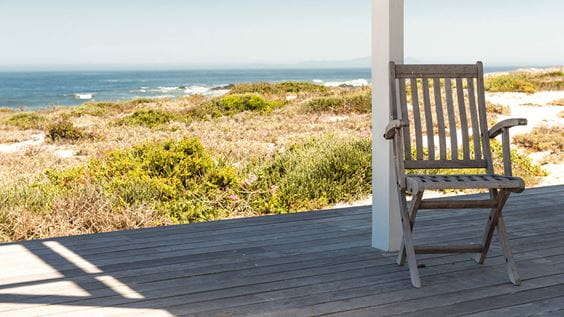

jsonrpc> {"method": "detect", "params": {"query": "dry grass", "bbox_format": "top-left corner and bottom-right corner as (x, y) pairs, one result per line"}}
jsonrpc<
(0, 183), (171, 242)
(550, 98), (564, 106)
(513, 125), (564, 164)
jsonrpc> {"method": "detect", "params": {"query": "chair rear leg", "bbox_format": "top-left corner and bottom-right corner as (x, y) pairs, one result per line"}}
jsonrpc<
(496, 214), (521, 285)
(397, 191), (423, 266)
(476, 189), (510, 264)
(397, 188), (421, 288)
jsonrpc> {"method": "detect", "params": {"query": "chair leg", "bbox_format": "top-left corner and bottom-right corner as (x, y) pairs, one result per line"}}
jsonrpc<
(496, 214), (521, 285)
(397, 191), (423, 266)
(397, 188), (421, 288)
(475, 189), (510, 264)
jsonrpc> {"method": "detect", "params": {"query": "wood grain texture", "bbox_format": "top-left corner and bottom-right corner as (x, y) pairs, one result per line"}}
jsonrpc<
(410, 77), (424, 160)
(433, 78), (447, 160)
(0, 186), (561, 316)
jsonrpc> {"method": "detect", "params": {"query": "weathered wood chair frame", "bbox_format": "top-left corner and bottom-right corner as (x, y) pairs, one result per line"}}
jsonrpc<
(384, 62), (527, 288)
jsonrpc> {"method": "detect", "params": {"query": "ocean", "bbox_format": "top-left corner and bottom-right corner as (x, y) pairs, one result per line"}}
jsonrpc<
(0, 66), (525, 109)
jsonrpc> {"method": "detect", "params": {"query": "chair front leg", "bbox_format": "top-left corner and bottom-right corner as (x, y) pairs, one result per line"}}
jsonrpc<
(397, 191), (423, 266)
(496, 214), (521, 285)
(396, 188), (421, 288)
(476, 189), (510, 264)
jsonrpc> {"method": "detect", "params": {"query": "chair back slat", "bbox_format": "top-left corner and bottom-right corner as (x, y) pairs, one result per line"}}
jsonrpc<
(476, 62), (495, 174)
(410, 78), (424, 160)
(398, 78), (412, 160)
(467, 78), (482, 160)
(433, 78), (447, 160)
(455, 78), (471, 160)
(422, 79), (435, 160)
(444, 78), (458, 159)
(389, 62), (492, 171)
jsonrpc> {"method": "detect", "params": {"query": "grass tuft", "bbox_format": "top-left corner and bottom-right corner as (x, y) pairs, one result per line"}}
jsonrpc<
(46, 120), (86, 142)
(485, 69), (564, 93)
(230, 82), (327, 95)
(116, 109), (175, 128)
(6, 112), (47, 130)
(191, 94), (282, 118)
(486, 102), (511, 115)
(304, 92), (371, 114)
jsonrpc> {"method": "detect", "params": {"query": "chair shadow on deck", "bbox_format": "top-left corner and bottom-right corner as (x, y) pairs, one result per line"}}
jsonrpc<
(0, 185), (562, 316)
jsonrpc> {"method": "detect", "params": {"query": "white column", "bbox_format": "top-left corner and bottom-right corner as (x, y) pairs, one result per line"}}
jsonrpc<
(371, 0), (404, 251)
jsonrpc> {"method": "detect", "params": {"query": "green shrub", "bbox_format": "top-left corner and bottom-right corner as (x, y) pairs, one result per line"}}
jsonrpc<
(117, 109), (175, 127)
(230, 82), (327, 95)
(6, 112), (47, 129)
(408, 139), (546, 186)
(70, 101), (125, 117)
(191, 94), (282, 118)
(46, 138), (242, 223)
(46, 120), (85, 142)
(485, 70), (564, 93)
(249, 135), (372, 213)
(70, 99), (155, 117)
(485, 74), (536, 93)
(304, 92), (371, 114)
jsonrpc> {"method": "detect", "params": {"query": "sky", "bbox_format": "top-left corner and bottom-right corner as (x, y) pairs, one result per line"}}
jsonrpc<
(0, 0), (562, 69)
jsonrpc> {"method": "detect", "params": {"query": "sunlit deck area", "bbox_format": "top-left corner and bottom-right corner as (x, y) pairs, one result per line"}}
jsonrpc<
(0, 185), (562, 316)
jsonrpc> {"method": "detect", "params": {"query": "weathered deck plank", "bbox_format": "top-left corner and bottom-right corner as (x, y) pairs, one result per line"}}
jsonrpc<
(0, 185), (562, 316)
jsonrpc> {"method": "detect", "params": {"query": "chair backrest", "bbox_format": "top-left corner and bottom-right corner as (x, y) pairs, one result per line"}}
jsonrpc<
(389, 62), (494, 174)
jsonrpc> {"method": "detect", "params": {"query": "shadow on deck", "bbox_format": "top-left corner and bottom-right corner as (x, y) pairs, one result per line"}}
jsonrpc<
(0, 185), (563, 316)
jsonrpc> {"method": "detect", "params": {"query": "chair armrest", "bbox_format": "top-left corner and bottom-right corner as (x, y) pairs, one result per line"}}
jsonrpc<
(488, 118), (527, 176)
(488, 118), (527, 138)
(383, 120), (407, 140)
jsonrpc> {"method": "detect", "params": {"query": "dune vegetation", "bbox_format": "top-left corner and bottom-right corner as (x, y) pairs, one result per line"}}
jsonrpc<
(0, 69), (561, 242)
(485, 69), (564, 93)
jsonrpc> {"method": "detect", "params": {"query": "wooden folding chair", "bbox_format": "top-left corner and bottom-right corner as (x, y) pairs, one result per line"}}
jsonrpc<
(384, 62), (527, 288)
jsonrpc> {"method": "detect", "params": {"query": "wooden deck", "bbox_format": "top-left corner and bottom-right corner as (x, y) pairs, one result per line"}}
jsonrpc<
(0, 185), (563, 316)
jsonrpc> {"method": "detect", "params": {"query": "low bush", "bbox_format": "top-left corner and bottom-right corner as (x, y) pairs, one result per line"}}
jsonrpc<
(70, 101), (126, 117)
(529, 70), (564, 91)
(0, 183), (170, 242)
(191, 94), (282, 118)
(46, 138), (244, 223)
(485, 74), (536, 93)
(486, 102), (511, 115)
(230, 82), (327, 95)
(485, 70), (564, 93)
(513, 125), (563, 156)
(70, 99), (155, 117)
(117, 109), (175, 127)
(6, 112), (47, 129)
(249, 135), (372, 213)
(304, 92), (371, 114)
(46, 120), (85, 142)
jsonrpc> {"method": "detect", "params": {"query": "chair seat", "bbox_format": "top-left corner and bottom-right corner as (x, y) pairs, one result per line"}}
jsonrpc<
(406, 174), (525, 193)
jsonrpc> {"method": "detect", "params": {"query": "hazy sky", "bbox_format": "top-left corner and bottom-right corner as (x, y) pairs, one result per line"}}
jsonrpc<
(0, 0), (562, 68)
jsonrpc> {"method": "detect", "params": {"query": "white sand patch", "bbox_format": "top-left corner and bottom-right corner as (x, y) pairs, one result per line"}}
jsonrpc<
(322, 115), (349, 123)
(538, 163), (564, 187)
(486, 91), (564, 135)
(0, 133), (45, 153)
(53, 149), (75, 158)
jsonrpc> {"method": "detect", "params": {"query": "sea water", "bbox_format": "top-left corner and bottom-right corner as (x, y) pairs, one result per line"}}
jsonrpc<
(0, 66), (525, 109)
